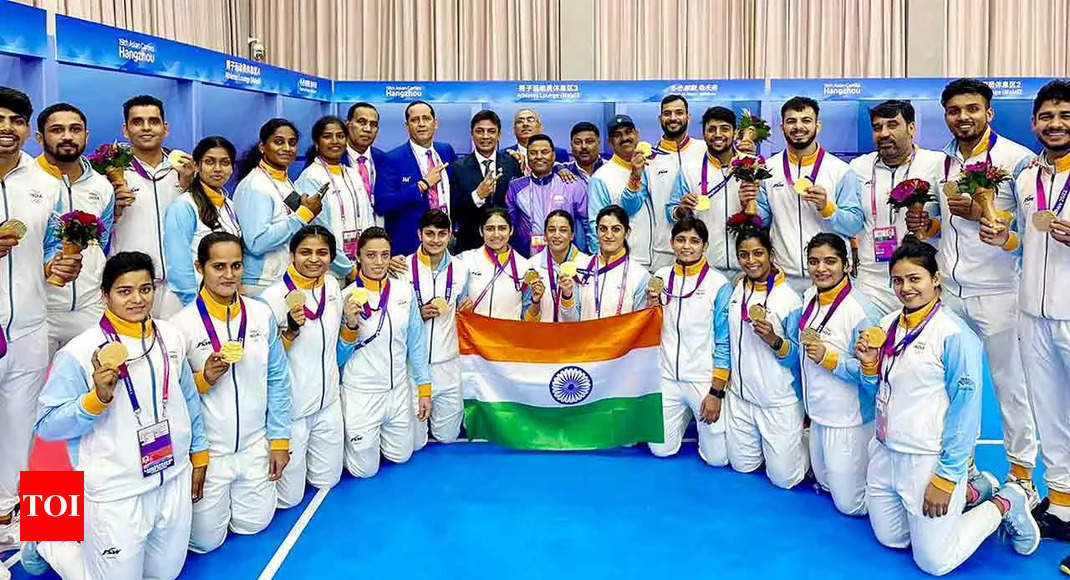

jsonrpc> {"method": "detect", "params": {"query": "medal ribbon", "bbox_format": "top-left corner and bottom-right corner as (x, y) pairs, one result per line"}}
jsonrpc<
(472, 246), (520, 309)
(741, 270), (776, 322)
(700, 156), (732, 199)
(943, 130), (998, 182)
(664, 262), (710, 301)
(878, 301), (942, 384)
(99, 315), (170, 423)
(782, 147), (826, 190)
(547, 246), (576, 322)
(587, 252), (629, 317)
(798, 278), (852, 332)
(1035, 166), (1070, 214)
(351, 277), (391, 350)
(195, 295), (247, 352)
(282, 272), (327, 320)
(411, 252), (454, 306)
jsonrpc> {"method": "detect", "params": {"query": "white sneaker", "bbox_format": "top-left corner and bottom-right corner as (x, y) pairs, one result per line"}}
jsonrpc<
(0, 514), (18, 554)
(1008, 477), (1041, 510)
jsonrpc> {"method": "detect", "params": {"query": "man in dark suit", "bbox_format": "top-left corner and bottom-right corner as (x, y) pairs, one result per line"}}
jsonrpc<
(449, 110), (523, 253)
(504, 108), (570, 173)
(376, 100), (457, 256)
(344, 101), (387, 205)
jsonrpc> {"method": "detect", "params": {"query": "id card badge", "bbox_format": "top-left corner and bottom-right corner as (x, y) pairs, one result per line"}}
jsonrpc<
(873, 226), (898, 263)
(342, 229), (361, 260)
(874, 384), (890, 443)
(138, 419), (175, 477)
(530, 234), (546, 256)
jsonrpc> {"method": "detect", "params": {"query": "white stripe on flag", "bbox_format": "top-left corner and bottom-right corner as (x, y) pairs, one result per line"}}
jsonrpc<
(461, 346), (659, 407)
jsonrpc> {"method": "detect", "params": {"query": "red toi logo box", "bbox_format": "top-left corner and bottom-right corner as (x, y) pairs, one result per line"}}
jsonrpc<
(19, 471), (84, 541)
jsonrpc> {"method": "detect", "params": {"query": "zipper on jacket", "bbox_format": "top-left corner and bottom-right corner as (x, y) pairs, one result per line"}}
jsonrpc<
(226, 312), (240, 453)
(152, 180), (167, 279)
(1, 181), (13, 335)
(144, 333), (164, 486)
(427, 266), (437, 363)
(387, 307), (395, 389)
(66, 184), (77, 311)
(673, 269), (685, 380)
(318, 316), (326, 412)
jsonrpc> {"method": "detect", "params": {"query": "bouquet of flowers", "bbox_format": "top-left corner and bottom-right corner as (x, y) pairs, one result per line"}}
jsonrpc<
(953, 162), (1010, 229)
(47, 210), (103, 287)
(88, 142), (133, 213)
(736, 109), (771, 147)
(887, 178), (933, 211)
(725, 211), (764, 237)
(730, 155), (772, 215)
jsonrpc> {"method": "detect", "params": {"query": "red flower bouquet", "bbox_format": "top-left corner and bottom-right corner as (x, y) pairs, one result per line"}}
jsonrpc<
(87, 142), (133, 217)
(887, 178), (933, 211)
(725, 212), (765, 237)
(953, 162), (1010, 230)
(47, 210), (103, 287)
(730, 155), (772, 216)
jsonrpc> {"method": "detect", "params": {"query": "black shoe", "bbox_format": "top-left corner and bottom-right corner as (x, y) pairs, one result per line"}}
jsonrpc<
(1061, 555), (1070, 576)
(1035, 497), (1051, 520)
(1039, 510), (1070, 542)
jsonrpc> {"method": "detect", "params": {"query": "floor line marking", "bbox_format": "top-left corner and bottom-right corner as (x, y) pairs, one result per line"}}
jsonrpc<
(3, 552), (20, 569)
(256, 487), (329, 580)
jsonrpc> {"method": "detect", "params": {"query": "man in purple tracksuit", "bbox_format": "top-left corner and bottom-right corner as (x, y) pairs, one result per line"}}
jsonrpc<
(505, 134), (589, 257)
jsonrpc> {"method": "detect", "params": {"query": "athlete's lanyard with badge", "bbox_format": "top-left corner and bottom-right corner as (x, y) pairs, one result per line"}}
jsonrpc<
(871, 154), (915, 263)
(351, 277), (391, 350)
(874, 302), (941, 442)
(99, 316), (175, 478)
(797, 279), (852, 347)
(318, 157), (363, 260)
(472, 247), (522, 311)
(583, 251), (630, 318)
(410, 253), (453, 308)
(1032, 165), (1070, 232)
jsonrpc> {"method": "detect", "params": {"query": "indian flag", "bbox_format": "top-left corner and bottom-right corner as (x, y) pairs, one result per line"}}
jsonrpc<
(459, 308), (664, 450)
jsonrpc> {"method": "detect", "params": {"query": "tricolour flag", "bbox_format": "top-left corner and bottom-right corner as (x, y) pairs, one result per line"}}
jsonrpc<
(459, 308), (664, 450)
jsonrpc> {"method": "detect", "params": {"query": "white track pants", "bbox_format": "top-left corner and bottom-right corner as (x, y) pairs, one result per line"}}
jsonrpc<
(810, 422), (872, 516)
(0, 324), (48, 514)
(277, 399), (343, 509)
(1018, 313), (1070, 495)
(648, 378), (727, 466)
(413, 358), (464, 451)
(47, 302), (104, 356)
(726, 392), (808, 489)
(342, 386), (413, 478)
(189, 438), (276, 553)
(866, 440), (1002, 576)
(943, 291), (1037, 470)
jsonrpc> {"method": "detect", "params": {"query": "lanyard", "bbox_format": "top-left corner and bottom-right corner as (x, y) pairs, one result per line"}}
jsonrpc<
(282, 272), (327, 320)
(351, 276), (391, 350)
(878, 302), (942, 384)
(130, 155), (174, 182)
(216, 195), (240, 234)
(1035, 167), (1070, 214)
(741, 270), (776, 322)
(411, 252), (454, 306)
(943, 131), (998, 182)
(700, 156), (732, 198)
(798, 279), (852, 333)
(472, 246), (521, 309)
(546, 246), (577, 322)
(99, 316), (170, 425)
(587, 252), (630, 317)
(195, 295), (247, 351)
(318, 157), (361, 227)
(782, 147), (826, 190)
(664, 262), (710, 301)
(260, 167), (298, 214)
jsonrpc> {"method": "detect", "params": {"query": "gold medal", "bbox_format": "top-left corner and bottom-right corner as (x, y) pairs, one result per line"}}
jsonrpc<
(0, 219), (27, 239)
(167, 149), (189, 168)
(649, 277), (665, 293)
(559, 261), (578, 278)
(97, 342), (128, 370)
(942, 181), (959, 198)
(220, 341), (244, 364)
(1033, 210), (1057, 232)
(524, 269), (540, 285)
(794, 177), (813, 195)
(636, 141), (653, 158)
(349, 287), (369, 307)
(431, 297), (449, 311)
(694, 196), (711, 212)
(748, 304), (766, 322)
(284, 290), (306, 310)
(864, 326), (887, 349)
(800, 328), (822, 346)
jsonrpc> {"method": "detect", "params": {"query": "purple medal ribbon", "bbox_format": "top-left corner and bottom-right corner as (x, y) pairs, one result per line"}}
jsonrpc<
(195, 295), (247, 352)
(664, 261), (710, 301)
(741, 270), (777, 322)
(99, 315), (170, 422)
(282, 272), (327, 320)
(129, 153), (175, 182)
(472, 246), (520, 309)
(351, 277), (391, 350)
(878, 301), (942, 384)
(699, 156), (732, 199)
(1035, 165), (1070, 214)
(588, 252), (630, 317)
(546, 246), (576, 322)
(782, 147), (826, 190)
(798, 278), (853, 333)
(411, 252), (454, 306)
(0, 326), (6, 359)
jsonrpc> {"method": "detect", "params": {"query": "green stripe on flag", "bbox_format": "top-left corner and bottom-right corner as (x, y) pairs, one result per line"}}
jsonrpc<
(463, 394), (665, 450)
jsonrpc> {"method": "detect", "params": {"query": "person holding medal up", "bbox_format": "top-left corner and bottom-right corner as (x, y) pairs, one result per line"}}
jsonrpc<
(530, 210), (590, 322)
(724, 223), (807, 489)
(458, 207), (542, 321)
(560, 205), (649, 321)
(30, 252), (209, 580)
(338, 227), (431, 477)
(407, 210), (469, 450)
(646, 217), (733, 466)
(170, 232), (293, 553)
(853, 236), (1038, 575)
(775, 233), (882, 516)
(260, 225), (356, 508)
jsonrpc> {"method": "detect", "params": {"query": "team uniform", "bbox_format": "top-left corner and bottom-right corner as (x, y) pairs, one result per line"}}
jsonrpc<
(726, 270), (808, 488)
(647, 258), (733, 466)
(758, 147), (864, 292)
(406, 248), (469, 449)
(338, 275), (430, 477)
(161, 188), (241, 307)
(559, 249), (649, 321)
(0, 151), (62, 547)
(861, 300), (1006, 576)
(587, 156), (658, 270)
(1009, 152), (1070, 518)
(110, 154), (185, 317)
(643, 138), (707, 271)
(233, 162), (331, 296)
(34, 313), (208, 580)
(667, 153), (749, 277)
(530, 245), (589, 322)
(458, 246), (538, 321)
(934, 128), (1038, 481)
(848, 149), (944, 314)
(778, 277), (881, 514)
(296, 159), (374, 278)
(36, 156), (116, 354)
(170, 291), (292, 553)
(260, 267), (346, 508)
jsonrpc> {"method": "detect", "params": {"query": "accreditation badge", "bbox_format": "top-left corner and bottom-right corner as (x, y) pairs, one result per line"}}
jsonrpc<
(873, 225), (898, 263)
(875, 385), (890, 443)
(530, 235), (546, 255)
(138, 419), (175, 477)
(343, 229), (361, 260)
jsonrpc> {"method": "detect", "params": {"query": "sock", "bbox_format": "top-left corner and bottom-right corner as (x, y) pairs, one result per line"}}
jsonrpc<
(1009, 463), (1032, 481)
(966, 483), (980, 504)
(992, 495), (1011, 515)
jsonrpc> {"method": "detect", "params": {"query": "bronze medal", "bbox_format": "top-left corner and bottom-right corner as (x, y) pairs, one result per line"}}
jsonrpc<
(1033, 210), (1057, 232)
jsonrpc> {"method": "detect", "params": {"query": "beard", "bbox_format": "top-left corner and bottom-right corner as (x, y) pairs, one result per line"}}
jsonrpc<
(46, 142), (83, 163)
(661, 122), (687, 140)
(1040, 134), (1070, 156)
(786, 132), (816, 151)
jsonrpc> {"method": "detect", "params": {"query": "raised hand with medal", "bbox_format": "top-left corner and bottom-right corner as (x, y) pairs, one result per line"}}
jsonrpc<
(0, 218), (26, 258)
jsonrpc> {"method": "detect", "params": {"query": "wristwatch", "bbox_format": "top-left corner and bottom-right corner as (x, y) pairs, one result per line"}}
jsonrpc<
(708, 387), (726, 399)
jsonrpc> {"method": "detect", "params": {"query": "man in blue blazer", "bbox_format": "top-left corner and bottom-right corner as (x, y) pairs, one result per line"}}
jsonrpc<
(505, 108), (570, 173)
(344, 101), (387, 199)
(376, 100), (457, 255)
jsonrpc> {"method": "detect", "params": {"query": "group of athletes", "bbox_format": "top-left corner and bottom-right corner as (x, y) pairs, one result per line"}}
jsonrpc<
(0, 75), (1068, 578)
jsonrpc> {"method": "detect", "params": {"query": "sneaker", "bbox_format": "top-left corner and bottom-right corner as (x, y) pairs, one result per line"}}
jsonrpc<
(1039, 510), (1070, 542)
(965, 470), (999, 511)
(1008, 477), (1041, 510)
(0, 514), (18, 554)
(998, 482), (1041, 555)
(19, 541), (49, 576)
